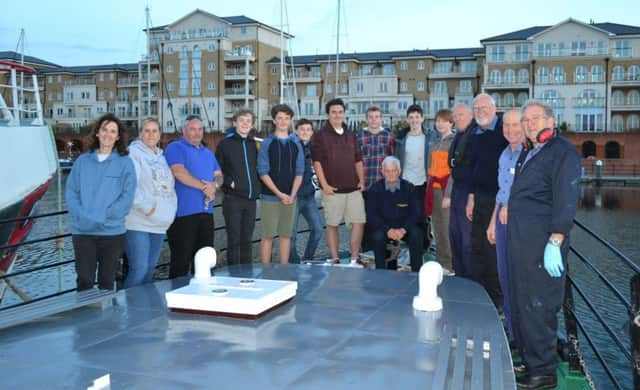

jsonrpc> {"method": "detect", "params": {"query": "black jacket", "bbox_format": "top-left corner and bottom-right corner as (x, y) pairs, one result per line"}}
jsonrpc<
(215, 128), (261, 200)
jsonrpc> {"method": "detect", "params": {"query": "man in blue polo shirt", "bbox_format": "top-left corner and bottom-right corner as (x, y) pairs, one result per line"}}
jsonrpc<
(165, 115), (221, 278)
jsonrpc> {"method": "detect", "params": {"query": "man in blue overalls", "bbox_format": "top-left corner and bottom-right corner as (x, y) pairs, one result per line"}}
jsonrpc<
(508, 100), (581, 389)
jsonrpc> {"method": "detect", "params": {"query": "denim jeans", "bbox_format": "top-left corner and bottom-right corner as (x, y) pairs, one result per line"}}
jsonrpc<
(290, 195), (323, 263)
(124, 230), (166, 288)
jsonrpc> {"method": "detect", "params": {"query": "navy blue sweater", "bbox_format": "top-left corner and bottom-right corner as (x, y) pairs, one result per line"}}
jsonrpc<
(297, 138), (316, 198)
(468, 118), (508, 195)
(366, 179), (420, 232)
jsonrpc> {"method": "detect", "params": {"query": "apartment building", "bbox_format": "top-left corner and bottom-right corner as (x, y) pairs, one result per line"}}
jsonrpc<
(481, 18), (640, 132)
(268, 48), (485, 129)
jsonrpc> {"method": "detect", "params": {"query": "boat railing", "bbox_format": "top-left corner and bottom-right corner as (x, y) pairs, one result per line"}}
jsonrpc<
(0, 203), (637, 389)
(562, 219), (640, 389)
(0, 60), (44, 126)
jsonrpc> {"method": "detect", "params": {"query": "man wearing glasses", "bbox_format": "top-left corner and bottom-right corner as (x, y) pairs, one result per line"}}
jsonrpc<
(508, 100), (580, 389)
(465, 94), (508, 310)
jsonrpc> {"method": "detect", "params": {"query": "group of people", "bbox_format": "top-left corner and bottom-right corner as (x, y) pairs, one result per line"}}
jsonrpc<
(67, 92), (580, 389)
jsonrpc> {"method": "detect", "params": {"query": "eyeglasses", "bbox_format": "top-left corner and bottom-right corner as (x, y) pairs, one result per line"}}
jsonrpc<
(473, 106), (491, 112)
(521, 115), (547, 124)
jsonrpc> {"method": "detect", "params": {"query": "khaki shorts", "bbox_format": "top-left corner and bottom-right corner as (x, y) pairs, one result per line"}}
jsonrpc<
(260, 200), (296, 238)
(321, 190), (366, 226)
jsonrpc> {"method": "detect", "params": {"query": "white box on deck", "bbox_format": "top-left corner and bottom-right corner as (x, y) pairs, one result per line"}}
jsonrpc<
(165, 276), (298, 317)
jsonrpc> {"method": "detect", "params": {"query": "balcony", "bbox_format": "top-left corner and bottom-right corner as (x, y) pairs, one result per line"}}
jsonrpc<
(483, 79), (529, 89)
(224, 50), (255, 62)
(533, 47), (608, 58)
(224, 88), (255, 99)
(139, 74), (160, 83)
(611, 101), (640, 111)
(117, 77), (139, 86)
(573, 73), (605, 84)
(572, 97), (605, 108)
(429, 68), (477, 79)
(611, 75), (640, 86)
(64, 78), (95, 86)
(224, 68), (255, 80)
(284, 70), (322, 83)
(486, 54), (531, 64)
(537, 74), (567, 85)
(540, 98), (565, 109)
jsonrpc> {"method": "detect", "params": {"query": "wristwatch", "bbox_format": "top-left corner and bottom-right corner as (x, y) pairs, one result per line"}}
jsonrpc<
(548, 237), (562, 247)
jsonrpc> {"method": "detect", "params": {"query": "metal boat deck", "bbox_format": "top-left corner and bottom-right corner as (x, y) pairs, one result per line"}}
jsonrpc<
(0, 265), (515, 389)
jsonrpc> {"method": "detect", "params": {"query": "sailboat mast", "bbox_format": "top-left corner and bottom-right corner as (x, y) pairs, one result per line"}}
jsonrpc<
(146, 6), (152, 124)
(18, 29), (25, 121)
(334, 0), (340, 96)
(280, 0), (285, 104)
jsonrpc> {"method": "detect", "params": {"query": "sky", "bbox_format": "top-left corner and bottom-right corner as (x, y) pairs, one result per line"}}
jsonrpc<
(1, 0), (639, 67)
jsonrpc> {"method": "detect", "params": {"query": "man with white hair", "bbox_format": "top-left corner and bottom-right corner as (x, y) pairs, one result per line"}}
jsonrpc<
(365, 156), (423, 271)
(465, 94), (508, 309)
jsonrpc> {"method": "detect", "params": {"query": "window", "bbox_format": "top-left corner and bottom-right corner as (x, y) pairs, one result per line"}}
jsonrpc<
(490, 46), (505, 62)
(400, 82), (408, 92)
(99, 73), (104, 82)
(166, 64), (173, 73)
(208, 43), (216, 51)
(597, 41), (607, 55)
(271, 66), (278, 74)
(325, 84), (332, 93)
(575, 65), (587, 83)
(208, 101), (215, 109)
(326, 64), (333, 73)
(378, 82), (388, 93)
(433, 81), (447, 94)
(417, 60), (425, 70)
(340, 63), (348, 73)
(552, 66), (565, 83)
(517, 68), (529, 83)
(417, 81), (425, 91)
(379, 101), (389, 113)
(434, 99), (447, 111)
(271, 86), (277, 95)
(461, 61), (477, 73)
(517, 92), (528, 106)
(612, 90), (624, 105)
(57, 75), (62, 82)
(109, 73), (114, 80)
(629, 65), (640, 81)
(400, 61), (408, 71)
(167, 46), (174, 54)
(504, 69), (515, 84)
(179, 45), (188, 96)
(490, 69), (501, 84)
(458, 80), (472, 93)
(415, 100), (427, 112)
(611, 115), (624, 131)
(207, 82), (215, 90)
(47, 93), (53, 100)
(628, 90), (640, 105)
(306, 85), (317, 97)
(515, 44), (530, 61)
(167, 83), (174, 92)
(575, 113), (603, 132)
(537, 42), (552, 57)
(304, 103), (314, 115)
(397, 101), (408, 111)
(207, 63), (216, 71)
(382, 64), (396, 75)
(355, 82), (364, 94)
(571, 41), (586, 56)
(240, 26), (247, 34)
(434, 62), (452, 74)
(612, 66), (625, 81)
(613, 40), (631, 58)
(627, 114), (640, 130)
(591, 65), (603, 82)
(503, 93), (515, 107)
(491, 93), (501, 107)
(191, 46), (201, 96)
(167, 121), (173, 128)
(47, 76), (52, 83)
(341, 83), (348, 93)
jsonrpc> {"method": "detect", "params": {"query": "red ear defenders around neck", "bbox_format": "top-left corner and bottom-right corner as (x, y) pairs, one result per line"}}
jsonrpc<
(536, 127), (555, 144)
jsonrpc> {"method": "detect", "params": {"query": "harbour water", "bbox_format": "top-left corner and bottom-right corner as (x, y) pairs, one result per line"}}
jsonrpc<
(1, 172), (638, 388)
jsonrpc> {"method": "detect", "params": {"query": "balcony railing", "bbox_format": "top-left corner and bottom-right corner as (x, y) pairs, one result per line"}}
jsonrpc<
(611, 74), (640, 84)
(63, 78), (95, 86)
(117, 78), (139, 86)
(540, 97), (565, 108)
(486, 54), (531, 63)
(484, 79), (529, 87)
(572, 97), (605, 108)
(224, 88), (254, 96)
(573, 73), (605, 84)
(534, 47), (608, 58)
(224, 69), (255, 77)
(537, 73), (567, 85)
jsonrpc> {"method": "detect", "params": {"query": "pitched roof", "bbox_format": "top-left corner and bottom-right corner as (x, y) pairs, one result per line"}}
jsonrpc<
(267, 47), (484, 65)
(0, 51), (60, 68)
(481, 21), (640, 42)
(39, 63), (139, 74)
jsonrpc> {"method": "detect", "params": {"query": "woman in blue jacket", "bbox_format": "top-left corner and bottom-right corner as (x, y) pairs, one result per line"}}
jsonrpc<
(66, 113), (136, 291)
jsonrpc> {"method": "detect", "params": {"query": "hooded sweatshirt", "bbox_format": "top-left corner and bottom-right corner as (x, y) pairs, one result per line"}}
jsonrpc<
(125, 140), (177, 233)
(66, 151), (136, 235)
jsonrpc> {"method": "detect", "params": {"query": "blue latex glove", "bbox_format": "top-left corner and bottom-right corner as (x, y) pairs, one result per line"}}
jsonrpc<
(543, 243), (564, 277)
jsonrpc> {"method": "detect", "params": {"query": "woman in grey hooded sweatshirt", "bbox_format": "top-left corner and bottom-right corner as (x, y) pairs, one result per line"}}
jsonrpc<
(124, 118), (177, 287)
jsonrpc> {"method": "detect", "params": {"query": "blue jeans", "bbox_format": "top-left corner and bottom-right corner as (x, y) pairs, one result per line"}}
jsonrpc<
(290, 195), (323, 263)
(495, 205), (513, 340)
(124, 230), (166, 288)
